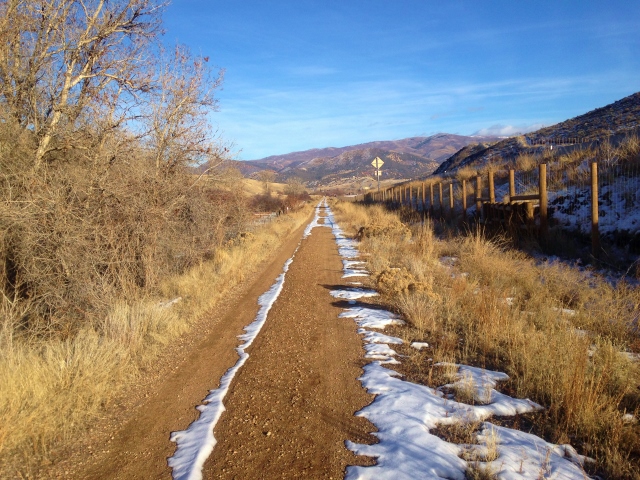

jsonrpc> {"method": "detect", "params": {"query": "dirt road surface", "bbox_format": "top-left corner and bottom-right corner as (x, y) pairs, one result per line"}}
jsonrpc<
(45, 210), (376, 479)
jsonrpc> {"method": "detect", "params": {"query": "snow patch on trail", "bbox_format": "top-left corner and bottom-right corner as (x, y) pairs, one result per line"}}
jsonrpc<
(324, 204), (590, 480)
(168, 200), (326, 480)
(360, 330), (403, 345)
(303, 199), (332, 238)
(339, 306), (405, 329)
(345, 363), (544, 480)
(364, 343), (399, 360)
(343, 260), (368, 278)
(330, 288), (379, 300)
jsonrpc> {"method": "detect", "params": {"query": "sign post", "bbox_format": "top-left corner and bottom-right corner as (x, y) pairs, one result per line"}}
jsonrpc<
(371, 157), (384, 192)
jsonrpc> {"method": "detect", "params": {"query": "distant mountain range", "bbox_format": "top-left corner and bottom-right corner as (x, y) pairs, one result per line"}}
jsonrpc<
(224, 91), (640, 185)
(434, 91), (640, 175)
(231, 134), (499, 185)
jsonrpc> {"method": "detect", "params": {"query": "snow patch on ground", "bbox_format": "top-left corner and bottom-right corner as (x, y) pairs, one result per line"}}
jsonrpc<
(339, 306), (405, 329)
(330, 288), (379, 300)
(439, 364), (542, 415)
(364, 342), (399, 360)
(550, 178), (640, 237)
(360, 330), (403, 345)
(471, 423), (591, 479)
(303, 200), (333, 238)
(343, 259), (369, 278)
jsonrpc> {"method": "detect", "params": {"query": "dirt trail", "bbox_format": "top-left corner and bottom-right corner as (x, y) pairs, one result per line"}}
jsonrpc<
(203, 217), (375, 479)
(44, 210), (376, 479)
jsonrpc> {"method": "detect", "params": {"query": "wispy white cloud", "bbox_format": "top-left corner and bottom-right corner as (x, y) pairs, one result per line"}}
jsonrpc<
(473, 123), (547, 137)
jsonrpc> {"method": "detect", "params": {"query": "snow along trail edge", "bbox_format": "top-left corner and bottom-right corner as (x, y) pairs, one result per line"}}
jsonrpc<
(324, 205), (593, 480)
(167, 200), (326, 480)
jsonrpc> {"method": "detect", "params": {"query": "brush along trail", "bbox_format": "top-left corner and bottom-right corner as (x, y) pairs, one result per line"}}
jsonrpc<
(43, 208), (376, 479)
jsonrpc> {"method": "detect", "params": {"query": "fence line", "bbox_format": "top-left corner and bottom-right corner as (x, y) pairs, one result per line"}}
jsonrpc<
(359, 160), (640, 257)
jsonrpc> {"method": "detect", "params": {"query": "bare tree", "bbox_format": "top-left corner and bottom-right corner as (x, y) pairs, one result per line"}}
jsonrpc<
(0, 0), (241, 338)
(257, 170), (277, 193)
(144, 44), (225, 174)
(0, 0), (163, 169)
(284, 177), (305, 196)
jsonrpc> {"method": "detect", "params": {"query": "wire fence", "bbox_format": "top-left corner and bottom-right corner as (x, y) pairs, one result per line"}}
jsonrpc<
(361, 157), (640, 256)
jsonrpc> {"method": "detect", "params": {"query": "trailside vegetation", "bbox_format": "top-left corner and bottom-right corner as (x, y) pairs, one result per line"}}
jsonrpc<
(0, 0), (311, 474)
(333, 201), (640, 479)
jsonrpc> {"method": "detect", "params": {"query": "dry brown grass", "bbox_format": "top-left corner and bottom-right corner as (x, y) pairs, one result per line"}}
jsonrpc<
(0, 203), (313, 473)
(334, 200), (640, 479)
(465, 463), (498, 480)
(431, 420), (482, 446)
(515, 153), (538, 172)
(456, 166), (478, 182)
(617, 134), (640, 167)
(236, 178), (288, 196)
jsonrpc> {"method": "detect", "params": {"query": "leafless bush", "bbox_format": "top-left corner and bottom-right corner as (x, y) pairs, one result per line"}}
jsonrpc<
(1, 126), (247, 337)
(0, 0), (251, 340)
(251, 193), (285, 213)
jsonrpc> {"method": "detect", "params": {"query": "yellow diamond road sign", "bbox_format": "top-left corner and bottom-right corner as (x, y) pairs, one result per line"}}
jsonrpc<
(371, 157), (384, 168)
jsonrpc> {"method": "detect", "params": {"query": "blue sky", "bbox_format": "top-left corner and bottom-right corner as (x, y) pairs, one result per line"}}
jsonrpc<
(163, 1), (640, 160)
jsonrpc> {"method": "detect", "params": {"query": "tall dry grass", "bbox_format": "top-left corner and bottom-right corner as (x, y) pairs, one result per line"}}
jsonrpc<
(334, 200), (640, 479)
(0, 204), (313, 474)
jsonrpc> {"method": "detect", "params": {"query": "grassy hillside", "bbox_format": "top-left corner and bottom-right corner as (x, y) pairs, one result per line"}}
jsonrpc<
(435, 91), (640, 175)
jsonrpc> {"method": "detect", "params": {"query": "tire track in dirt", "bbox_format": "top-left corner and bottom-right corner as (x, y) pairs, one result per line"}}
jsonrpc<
(43, 212), (317, 479)
(202, 216), (376, 479)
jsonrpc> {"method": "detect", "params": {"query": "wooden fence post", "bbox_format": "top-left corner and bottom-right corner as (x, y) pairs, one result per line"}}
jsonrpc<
(448, 183), (454, 218)
(475, 175), (482, 215)
(429, 183), (434, 217)
(509, 169), (515, 202)
(438, 182), (444, 219)
(591, 162), (600, 257)
(409, 185), (413, 209)
(488, 170), (495, 203)
(462, 179), (467, 219)
(539, 163), (548, 237)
